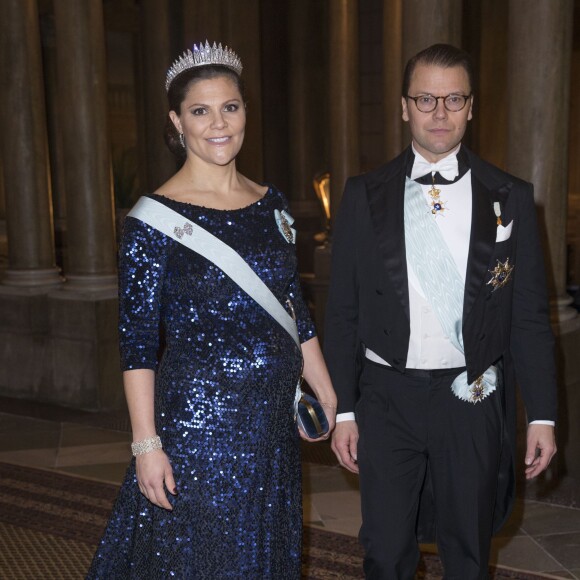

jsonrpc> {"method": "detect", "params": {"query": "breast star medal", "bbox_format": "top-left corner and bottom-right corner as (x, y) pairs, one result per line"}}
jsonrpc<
(428, 177), (448, 216)
(486, 258), (514, 291)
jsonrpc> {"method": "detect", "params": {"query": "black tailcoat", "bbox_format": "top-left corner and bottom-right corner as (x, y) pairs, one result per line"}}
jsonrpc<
(324, 145), (558, 539)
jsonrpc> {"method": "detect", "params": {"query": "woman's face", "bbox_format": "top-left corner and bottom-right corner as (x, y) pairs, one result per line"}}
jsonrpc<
(170, 75), (245, 167)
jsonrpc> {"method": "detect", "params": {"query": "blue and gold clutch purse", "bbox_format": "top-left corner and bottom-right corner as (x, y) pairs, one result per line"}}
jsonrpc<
(297, 392), (329, 439)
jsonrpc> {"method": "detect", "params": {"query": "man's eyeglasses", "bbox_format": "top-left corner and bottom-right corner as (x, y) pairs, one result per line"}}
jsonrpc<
(405, 94), (472, 113)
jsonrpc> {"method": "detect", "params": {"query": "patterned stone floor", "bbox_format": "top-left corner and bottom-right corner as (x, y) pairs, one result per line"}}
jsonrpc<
(0, 399), (579, 579)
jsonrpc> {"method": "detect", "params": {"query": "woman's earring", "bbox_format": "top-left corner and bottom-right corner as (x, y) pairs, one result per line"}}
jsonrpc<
(179, 133), (185, 149)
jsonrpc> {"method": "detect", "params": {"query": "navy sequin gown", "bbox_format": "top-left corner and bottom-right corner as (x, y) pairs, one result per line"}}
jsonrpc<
(87, 186), (315, 579)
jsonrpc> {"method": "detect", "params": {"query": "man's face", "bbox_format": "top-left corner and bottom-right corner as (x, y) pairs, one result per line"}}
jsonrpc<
(401, 64), (473, 163)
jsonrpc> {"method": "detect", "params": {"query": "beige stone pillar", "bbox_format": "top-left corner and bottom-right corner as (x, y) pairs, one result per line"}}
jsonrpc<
(0, 159), (6, 264)
(222, 0), (263, 181)
(383, 0), (403, 161)
(287, 0), (328, 274)
(0, 0), (61, 290)
(402, 0), (462, 63)
(182, 0), (263, 181)
(506, 0), (576, 323)
(288, 0), (328, 210)
(53, 0), (117, 292)
(477, 0), (509, 167)
(182, 0), (223, 44)
(401, 0), (462, 145)
(328, 0), (359, 223)
(39, 14), (67, 237)
(0, 157), (4, 220)
(314, 0), (359, 338)
(140, 0), (176, 192)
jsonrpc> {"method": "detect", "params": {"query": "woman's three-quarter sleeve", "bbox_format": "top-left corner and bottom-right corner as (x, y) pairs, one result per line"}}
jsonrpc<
(286, 268), (317, 344)
(277, 190), (317, 344)
(118, 216), (171, 371)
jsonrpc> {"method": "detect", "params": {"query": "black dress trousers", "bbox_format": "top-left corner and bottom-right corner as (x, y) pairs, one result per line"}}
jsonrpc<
(356, 361), (503, 580)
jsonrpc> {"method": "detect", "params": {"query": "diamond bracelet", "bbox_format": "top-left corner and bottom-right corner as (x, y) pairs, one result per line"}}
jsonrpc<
(131, 435), (162, 456)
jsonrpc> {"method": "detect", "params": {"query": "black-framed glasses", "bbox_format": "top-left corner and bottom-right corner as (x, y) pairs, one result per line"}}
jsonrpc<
(406, 93), (472, 113)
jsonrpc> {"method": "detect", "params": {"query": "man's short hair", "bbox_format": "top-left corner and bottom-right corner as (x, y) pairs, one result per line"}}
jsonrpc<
(402, 44), (474, 96)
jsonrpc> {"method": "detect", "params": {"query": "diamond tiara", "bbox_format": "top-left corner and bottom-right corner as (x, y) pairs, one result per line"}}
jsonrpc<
(165, 41), (243, 92)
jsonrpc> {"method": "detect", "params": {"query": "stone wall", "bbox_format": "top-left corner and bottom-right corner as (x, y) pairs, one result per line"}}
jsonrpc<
(0, 291), (123, 411)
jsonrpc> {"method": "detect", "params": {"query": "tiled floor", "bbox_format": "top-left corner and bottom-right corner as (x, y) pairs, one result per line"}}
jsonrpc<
(1, 410), (579, 579)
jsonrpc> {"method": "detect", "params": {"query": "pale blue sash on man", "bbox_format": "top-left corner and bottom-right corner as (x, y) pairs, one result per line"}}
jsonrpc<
(403, 177), (497, 403)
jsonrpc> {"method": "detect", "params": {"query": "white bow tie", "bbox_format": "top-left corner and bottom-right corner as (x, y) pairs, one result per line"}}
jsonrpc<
(411, 154), (459, 181)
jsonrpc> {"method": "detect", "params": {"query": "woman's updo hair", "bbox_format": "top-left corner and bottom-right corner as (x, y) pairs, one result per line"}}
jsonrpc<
(164, 65), (246, 160)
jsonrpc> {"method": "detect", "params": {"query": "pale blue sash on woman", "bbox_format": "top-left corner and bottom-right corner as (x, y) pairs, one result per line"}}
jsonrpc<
(403, 178), (497, 403)
(128, 196), (300, 349)
(128, 196), (305, 413)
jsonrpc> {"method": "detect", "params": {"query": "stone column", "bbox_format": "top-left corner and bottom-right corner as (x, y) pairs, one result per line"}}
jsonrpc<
(222, 0), (263, 181)
(288, 0), (327, 206)
(506, 0), (576, 323)
(287, 0), (328, 272)
(328, 0), (359, 223)
(315, 0), (359, 339)
(402, 0), (462, 63)
(183, 0), (264, 181)
(383, 0), (403, 161)
(39, 0), (122, 410)
(139, 0), (176, 192)
(477, 0), (509, 167)
(53, 0), (117, 292)
(0, 0), (61, 407)
(0, 157), (4, 284)
(182, 0), (223, 44)
(39, 13), (67, 259)
(0, 158), (5, 220)
(401, 0), (462, 145)
(0, 0), (61, 290)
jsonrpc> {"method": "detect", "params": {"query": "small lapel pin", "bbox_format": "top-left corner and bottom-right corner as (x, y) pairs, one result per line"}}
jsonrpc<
(493, 201), (502, 226)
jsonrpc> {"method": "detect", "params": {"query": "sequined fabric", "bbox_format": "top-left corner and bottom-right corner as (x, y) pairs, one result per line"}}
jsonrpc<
(87, 186), (315, 579)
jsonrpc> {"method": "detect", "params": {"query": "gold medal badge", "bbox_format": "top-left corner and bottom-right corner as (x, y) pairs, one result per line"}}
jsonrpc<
(428, 179), (448, 216)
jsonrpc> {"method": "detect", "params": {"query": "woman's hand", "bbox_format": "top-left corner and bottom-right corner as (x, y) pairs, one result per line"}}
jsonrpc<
(124, 370), (177, 510)
(135, 449), (177, 510)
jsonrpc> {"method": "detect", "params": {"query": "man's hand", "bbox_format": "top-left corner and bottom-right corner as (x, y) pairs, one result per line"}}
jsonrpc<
(331, 420), (359, 474)
(525, 424), (557, 480)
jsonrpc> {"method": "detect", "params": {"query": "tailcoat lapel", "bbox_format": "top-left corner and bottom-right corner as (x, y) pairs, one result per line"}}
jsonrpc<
(366, 149), (411, 322)
(463, 156), (511, 321)
(364, 146), (513, 329)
